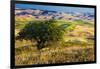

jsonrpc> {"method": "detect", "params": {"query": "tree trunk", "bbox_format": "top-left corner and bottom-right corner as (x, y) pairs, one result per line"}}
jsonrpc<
(37, 41), (43, 50)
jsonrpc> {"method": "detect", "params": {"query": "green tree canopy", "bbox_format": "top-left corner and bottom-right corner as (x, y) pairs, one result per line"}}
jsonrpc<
(17, 20), (75, 50)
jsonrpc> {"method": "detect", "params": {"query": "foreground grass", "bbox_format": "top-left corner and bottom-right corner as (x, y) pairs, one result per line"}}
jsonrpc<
(15, 40), (94, 66)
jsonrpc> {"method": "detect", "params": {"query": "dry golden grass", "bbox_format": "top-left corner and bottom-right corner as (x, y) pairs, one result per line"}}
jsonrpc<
(15, 39), (94, 65)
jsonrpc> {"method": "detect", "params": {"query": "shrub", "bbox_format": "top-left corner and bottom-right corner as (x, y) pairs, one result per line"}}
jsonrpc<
(17, 19), (75, 50)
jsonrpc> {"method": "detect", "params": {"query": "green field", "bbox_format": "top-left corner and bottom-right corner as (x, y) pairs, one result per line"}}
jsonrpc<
(15, 19), (95, 65)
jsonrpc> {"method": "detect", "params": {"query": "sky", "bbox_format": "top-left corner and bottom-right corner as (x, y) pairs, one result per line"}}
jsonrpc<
(15, 3), (94, 14)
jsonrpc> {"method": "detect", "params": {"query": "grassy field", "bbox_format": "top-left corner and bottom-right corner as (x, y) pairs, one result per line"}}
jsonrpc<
(15, 40), (94, 65)
(15, 19), (95, 66)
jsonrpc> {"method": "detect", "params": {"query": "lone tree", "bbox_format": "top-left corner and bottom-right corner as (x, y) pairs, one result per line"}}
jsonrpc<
(17, 19), (75, 50)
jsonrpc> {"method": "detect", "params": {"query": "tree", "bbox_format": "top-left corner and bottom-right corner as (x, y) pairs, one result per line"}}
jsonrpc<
(17, 19), (75, 50)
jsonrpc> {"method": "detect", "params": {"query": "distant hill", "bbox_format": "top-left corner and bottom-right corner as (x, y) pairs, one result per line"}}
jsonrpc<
(15, 8), (94, 23)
